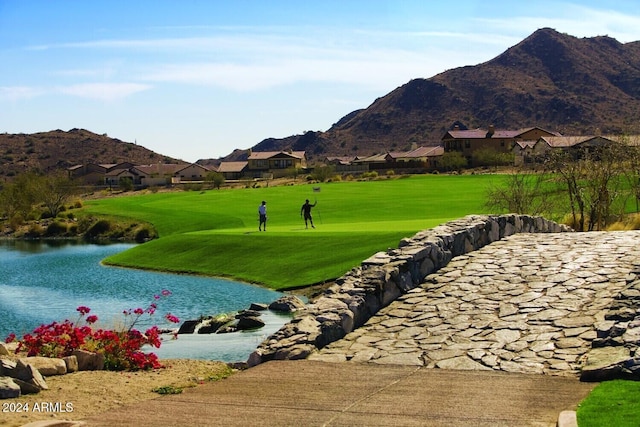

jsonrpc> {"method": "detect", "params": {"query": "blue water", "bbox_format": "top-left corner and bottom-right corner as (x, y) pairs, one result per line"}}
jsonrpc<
(0, 240), (289, 362)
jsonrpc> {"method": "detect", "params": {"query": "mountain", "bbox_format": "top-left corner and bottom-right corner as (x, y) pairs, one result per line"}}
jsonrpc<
(209, 28), (640, 163)
(0, 128), (184, 180)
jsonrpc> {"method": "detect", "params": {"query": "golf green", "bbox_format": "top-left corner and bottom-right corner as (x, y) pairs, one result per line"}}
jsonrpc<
(85, 174), (504, 289)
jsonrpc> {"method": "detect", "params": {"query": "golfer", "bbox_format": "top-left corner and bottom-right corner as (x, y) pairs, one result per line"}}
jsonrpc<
(300, 199), (317, 229)
(258, 201), (267, 231)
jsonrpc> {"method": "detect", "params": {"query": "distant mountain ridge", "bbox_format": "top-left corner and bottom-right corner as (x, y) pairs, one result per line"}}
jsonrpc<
(3, 28), (640, 176)
(207, 27), (640, 164)
(0, 128), (184, 179)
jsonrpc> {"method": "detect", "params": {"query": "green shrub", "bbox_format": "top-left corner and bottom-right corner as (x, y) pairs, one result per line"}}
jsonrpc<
(134, 226), (156, 243)
(45, 221), (68, 236)
(84, 219), (111, 239)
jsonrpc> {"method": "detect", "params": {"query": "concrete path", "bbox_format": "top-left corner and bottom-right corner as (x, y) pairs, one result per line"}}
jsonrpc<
(81, 360), (595, 427)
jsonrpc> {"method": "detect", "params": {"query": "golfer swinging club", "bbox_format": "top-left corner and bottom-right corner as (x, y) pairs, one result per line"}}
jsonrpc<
(300, 199), (317, 229)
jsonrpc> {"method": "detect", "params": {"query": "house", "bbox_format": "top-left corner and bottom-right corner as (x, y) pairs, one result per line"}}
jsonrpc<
(131, 164), (184, 186)
(217, 161), (248, 180)
(385, 146), (444, 170)
(442, 126), (558, 166)
(246, 150), (307, 178)
(513, 135), (618, 166)
(325, 156), (368, 173)
(172, 163), (212, 183)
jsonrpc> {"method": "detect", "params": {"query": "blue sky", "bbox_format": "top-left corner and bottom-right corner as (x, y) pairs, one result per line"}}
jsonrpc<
(2, 1), (640, 162)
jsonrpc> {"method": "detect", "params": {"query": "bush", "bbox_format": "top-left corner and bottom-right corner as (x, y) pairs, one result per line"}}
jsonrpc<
(84, 219), (111, 239)
(134, 226), (156, 243)
(45, 221), (68, 236)
(6, 292), (180, 371)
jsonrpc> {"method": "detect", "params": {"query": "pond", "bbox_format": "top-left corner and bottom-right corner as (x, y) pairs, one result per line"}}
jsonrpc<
(0, 240), (290, 362)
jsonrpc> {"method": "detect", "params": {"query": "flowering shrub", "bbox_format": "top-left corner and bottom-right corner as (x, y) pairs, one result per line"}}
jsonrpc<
(4, 290), (180, 371)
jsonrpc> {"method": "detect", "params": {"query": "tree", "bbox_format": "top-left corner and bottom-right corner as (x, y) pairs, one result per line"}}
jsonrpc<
(311, 165), (335, 182)
(438, 152), (467, 172)
(37, 172), (77, 218)
(0, 172), (40, 221)
(206, 171), (225, 190)
(546, 142), (628, 231)
(485, 172), (555, 215)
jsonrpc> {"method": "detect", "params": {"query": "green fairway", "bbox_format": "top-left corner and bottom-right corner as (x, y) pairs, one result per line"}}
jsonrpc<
(84, 174), (503, 289)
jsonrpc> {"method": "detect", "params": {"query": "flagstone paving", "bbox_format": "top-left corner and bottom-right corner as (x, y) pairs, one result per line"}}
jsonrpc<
(309, 231), (640, 376)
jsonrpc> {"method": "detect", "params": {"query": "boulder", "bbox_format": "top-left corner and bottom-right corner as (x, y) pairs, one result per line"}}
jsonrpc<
(63, 355), (79, 373)
(1, 359), (17, 376)
(19, 356), (67, 376)
(0, 377), (21, 399)
(12, 377), (42, 395)
(249, 302), (268, 311)
(236, 316), (265, 331)
(177, 319), (199, 334)
(269, 296), (306, 312)
(0, 343), (10, 356)
(580, 347), (631, 382)
(72, 350), (104, 371)
(13, 360), (48, 391)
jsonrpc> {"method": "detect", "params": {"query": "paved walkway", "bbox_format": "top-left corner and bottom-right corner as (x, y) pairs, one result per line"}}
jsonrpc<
(82, 360), (595, 427)
(310, 231), (640, 375)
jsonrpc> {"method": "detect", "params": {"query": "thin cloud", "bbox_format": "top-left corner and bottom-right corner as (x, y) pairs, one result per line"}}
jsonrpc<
(55, 83), (152, 101)
(0, 86), (45, 101)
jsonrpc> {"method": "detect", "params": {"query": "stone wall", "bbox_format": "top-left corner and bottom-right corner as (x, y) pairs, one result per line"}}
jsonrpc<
(248, 214), (572, 366)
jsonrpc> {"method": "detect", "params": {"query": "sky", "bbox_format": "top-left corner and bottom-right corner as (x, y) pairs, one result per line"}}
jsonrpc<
(2, 1), (640, 163)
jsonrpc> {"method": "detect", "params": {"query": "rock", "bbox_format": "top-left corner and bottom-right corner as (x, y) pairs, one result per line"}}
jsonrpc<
(1, 359), (17, 376)
(436, 356), (492, 371)
(64, 355), (79, 373)
(19, 356), (67, 376)
(249, 303), (268, 311)
(13, 360), (48, 391)
(236, 316), (265, 330)
(197, 315), (234, 334)
(177, 319), (199, 334)
(72, 350), (104, 371)
(0, 343), (10, 356)
(0, 377), (21, 399)
(12, 377), (42, 395)
(269, 296), (306, 312)
(580, 347), (631, 382)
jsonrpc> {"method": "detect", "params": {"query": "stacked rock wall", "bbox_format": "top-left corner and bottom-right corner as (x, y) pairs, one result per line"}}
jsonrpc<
(248, 214), (571, 366)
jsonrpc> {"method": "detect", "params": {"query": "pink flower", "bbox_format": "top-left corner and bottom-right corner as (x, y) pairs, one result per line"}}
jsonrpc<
(165, 314), (180, 324)
(161, 290), (171, 296)
(76, 306), (91, 315)
(5, 333), (16, 343)
(133, 308), (144, 315)
(86, 315), (98, 324)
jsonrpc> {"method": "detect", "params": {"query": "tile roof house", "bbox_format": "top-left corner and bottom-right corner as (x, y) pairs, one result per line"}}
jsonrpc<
(217, 161), (248, 180)
(513, 135), (618, 166)
(442, 126), (558, 166)
(246, 150), (307, 178)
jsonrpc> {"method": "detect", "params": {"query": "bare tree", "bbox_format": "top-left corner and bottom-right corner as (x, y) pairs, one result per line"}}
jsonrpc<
(485, 172), (555, 216)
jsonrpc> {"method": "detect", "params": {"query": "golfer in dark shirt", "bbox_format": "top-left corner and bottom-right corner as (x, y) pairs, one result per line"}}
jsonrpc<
(300, 199), (316, 229)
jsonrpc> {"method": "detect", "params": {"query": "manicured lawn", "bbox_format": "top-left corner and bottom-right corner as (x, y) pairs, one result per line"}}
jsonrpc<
(83, 174), (504, 289)
(577, 380), (640, 426)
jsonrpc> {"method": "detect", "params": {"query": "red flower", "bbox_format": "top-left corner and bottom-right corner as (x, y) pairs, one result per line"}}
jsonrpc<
(76, 306), (91, 315)
(86, 315), (98, 324)
(5, 333), (16, 343)
(165, 314), (180, 324)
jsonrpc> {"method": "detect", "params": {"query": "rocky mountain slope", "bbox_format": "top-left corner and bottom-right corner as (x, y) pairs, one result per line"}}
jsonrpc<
(0, 128), (184, 179)
(211, 28), (640, 163)
(4, 28), (640, 174)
